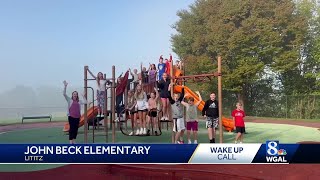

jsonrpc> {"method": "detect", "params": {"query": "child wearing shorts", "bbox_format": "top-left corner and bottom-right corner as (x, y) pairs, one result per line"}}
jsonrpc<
(202, 92), (219, 143)
(158, 73), (171, 121)
(181, 91), (202, 144)
(232, 102), (246, 143)
(168, 84), (185, 144)
(134, 84), (148, 135)
(127, 90), (137, 136)
(148, 87), (160, 135)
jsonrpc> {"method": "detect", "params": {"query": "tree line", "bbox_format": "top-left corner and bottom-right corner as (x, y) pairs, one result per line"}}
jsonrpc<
(171, 0), (320, 119)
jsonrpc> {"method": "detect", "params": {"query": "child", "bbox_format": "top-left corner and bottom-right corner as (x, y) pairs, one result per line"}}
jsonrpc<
(175, 60), (181, 69)
(63, 80), (87, 144)
(142, 67), (149, 84)
(148, 87), (160, 135)
(202, 92), (219, 143)
(168, 84), (185, 144)
(232, 102), (246, 143)
(181, 92), (202, 144)
(165, 54), (173, 75)
(149, 64), (157, 87)
(134, 84), (148, 135)
(129, 68), (139, 89)
(116, 71), (129, 116)
(128, 69), (139, 89)
(127, 90), (137, 136)
(87, 70), (107, 116)
(157, 55), (166, 81)
(157, 73), (171, 121)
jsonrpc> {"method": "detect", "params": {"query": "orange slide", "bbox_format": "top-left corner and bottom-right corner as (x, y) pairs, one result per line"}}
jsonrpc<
(63, 106), (99, 132)
(173, 66), (234, 132)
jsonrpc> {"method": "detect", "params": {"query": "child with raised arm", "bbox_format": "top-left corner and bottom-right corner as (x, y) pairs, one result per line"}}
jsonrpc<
(142, 66), (149, 84)
(168, 84), (185, 144)
(164, 54), (173, 75)
(127, 90), (137, 136)
(157, 73), (171, 121)
(157, 55), (166, 81)
(134, 84), (148, 135)
(87, 70), (108, 116)
(63, 80), (87, 144)
(148, 87), (160, 135)
(181, 92), (202, 144)
(232, 102), (246, 144)
(175, 60), (181, 69)
(129, 68), (139, 89)
(202, 92), (219, 143)
(149, 64), (157, 87)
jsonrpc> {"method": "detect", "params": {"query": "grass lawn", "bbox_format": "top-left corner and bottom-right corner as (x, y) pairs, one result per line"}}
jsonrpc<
(0, 121), (319, 172)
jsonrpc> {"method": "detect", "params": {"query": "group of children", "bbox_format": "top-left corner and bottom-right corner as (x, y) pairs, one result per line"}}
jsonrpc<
(62, 54), (247, 144)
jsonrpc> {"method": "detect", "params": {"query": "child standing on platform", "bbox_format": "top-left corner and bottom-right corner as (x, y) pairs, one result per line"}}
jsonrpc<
(158, 73), (171, 121)
(232, 102), (246, 144)
(87, 71), (107, 116)
(168, 84), (185, 144)
(165, 54), (173, 75)
(129, 68), (139, 89)
(149, 64), (157, 87)
(181, 92), (202, 144)
(157, 55), (166, 81)
(202, 92), (219, 143)
(142, 67), (149, 84)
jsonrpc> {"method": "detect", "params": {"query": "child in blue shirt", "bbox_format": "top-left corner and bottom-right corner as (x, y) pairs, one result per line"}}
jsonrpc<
(157, 55), (166, 81)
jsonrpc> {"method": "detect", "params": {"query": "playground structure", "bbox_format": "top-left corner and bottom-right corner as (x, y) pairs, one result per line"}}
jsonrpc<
(62, 56), (235, 143)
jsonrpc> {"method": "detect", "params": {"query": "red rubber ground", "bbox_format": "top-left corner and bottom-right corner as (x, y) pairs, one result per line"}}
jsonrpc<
(0, 164), (319, 180)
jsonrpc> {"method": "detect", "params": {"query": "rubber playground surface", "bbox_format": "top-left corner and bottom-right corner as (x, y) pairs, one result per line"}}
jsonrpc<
(0, 119), (319, 179)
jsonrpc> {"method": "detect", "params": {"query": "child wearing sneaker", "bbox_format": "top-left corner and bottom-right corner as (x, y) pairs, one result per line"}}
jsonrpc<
(134, 84), (148, 135)
(202, 92), (219, 143)
(127, 90), (137, 136)
(232, 102), (246, 143)
(168, 84), (185, 144)
(181, 91), (202, 144)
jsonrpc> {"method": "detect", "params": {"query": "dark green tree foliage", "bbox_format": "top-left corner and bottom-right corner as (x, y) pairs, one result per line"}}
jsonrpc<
(172, 0), (318, 115)
(278, 0), (320, 95)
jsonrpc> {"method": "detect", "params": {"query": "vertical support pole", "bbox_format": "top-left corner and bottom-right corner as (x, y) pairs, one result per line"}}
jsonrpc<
(104, 74), (108, 143)
(124, 85), (128, 130)
(217, 56), (223, 143)
(170, 58), (174, 143)
(182, 58), (186, 141)
(84, 66), (88, 144)
(112, 66), (116, 143)
(91, 87), (95, 143)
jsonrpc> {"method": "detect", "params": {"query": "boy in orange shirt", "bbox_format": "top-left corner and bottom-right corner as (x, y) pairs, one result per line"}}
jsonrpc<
(231, 102), (246, 144)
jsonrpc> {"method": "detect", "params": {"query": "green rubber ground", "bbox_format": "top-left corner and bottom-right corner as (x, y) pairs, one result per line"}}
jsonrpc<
(0, 122), (319, 172)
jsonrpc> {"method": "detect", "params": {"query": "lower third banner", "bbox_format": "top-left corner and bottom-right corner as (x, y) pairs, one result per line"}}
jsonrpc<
(0, 143), (319, 164)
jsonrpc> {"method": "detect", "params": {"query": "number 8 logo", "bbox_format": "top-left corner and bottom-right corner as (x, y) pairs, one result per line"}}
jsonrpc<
(267, 141), (278, 156)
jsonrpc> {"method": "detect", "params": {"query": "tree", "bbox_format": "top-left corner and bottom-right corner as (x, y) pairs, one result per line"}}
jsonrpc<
(277, 0), (320, 95)
(172, 0), (308, 109)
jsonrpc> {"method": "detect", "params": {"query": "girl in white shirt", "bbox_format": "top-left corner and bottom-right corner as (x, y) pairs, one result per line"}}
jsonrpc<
(88, 71), (108, 116)
(134, 84), (148, 135)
